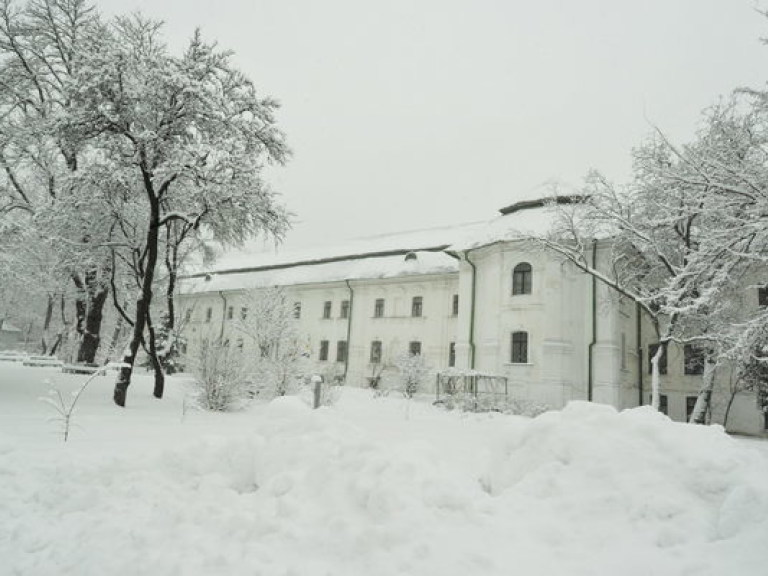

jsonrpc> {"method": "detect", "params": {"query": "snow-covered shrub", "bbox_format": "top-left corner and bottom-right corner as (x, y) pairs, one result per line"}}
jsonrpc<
(395, 353), (429, 398)
(189, 339), (251, 411)
(235, 287), (310, 399)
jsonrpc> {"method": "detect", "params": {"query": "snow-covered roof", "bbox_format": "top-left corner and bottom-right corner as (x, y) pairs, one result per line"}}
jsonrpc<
(180, 197), (570, 294)
(179, 250), (459, 295)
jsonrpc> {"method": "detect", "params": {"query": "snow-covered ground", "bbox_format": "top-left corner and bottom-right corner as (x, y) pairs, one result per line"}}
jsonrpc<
(1, 364), (767, 576)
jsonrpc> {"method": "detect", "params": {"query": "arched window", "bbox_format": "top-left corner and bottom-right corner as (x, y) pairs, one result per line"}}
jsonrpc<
(512, 263), (532, 295)
(511, 331), (528, 363)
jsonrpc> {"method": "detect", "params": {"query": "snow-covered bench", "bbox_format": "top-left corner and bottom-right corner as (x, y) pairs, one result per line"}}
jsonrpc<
(0, 351), (28, 362)
(61, 362), (123, 375)
(23, 355), (64, 368)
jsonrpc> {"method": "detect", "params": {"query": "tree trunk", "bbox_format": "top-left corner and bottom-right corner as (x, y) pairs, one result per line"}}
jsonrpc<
(650, 342), (664, 410)
(40, 294), (55, 354)
(145, 307), (165, 398)
(113, 187), (161, 407)
(76, 285), (108, 364)
(690, 357), (717, 424)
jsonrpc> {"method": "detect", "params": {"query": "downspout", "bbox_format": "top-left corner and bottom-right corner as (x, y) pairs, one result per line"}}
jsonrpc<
(344, 280), (354, 380)
(218, 291), (227, 341)
(588, 240), (597, 402)
(636, 302), (643, 406)
(464, 249), (477, 370)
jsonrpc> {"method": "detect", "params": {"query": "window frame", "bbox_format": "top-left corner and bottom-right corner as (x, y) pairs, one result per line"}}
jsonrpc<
(510, 331), (528, 364)
(374, 298), (385, 318)
(448, 342), (456, 367)
(411, 296), (423, 318)
(683, 344), (705, 375)
(336, 340), (348, 363)
(319, 340), (329, 361)
(452, 294), (459, 316)
(322, 301), (332, 319)
(512, 263), (533, 295)
(340, 299), (350, 319)
(370, 340), (382, 364)
(409, 341), (422, 356)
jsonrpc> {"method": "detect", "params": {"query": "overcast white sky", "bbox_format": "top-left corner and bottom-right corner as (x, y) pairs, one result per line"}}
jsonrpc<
(97, 0), (768, 250)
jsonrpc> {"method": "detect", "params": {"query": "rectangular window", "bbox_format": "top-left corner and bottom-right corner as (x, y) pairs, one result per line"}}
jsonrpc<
(409, 341), (422, 356)
(240, 307), (248, 321)
(684, 344), (705, 375)
(511, 331), (528, 363)
(370, 340), (382, 364)
(336, 340), (348, 363)
(205, 307), (212, 323)
(184, 309), (192, 323)
(374, 298), (385, 318)
(686, 396), (698, 422)
(448, 342), (456, 367)
(411, 296), (423, 317)
(227, 306), (233, 320)
(759, 286), (768, 307)
(452, 294), (459, 316)
(293, 302), (301, 319)
(647, 343), (667, 375)
(319, 340), (329, 361)
(323, 301), (332, 319)
(340, 300), (350, 319)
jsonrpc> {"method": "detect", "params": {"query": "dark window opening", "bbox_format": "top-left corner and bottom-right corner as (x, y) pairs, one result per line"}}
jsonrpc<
(511, 331), (528, 363)
(293, 302), (301, 319)
(512, 263), (533, 295)
(411, 296), (423, 317)
(370, 341), (382, 364)
(448, 342), (456, 367)
(340, 300), (350, 319)
(319, 340), (329, 361)
(205, 307), (212, 323)
(323, 301), (332, 319)
(409, 341), (422, 356)
(684, 344), (705, 375)
(337, 340), (348, 363)
(374, 298), (385, 318)
(452, 294), (459, 316)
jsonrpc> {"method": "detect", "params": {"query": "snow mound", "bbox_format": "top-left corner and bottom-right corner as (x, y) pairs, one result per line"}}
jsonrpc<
(2, 390), (767, 576)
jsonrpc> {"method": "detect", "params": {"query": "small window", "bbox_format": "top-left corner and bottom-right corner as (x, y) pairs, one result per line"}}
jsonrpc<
(511, 331), (528, 363)
(323, 301), (332, 319)
(370, 340), (382, 364)
(648, 343), (667, 375)
(340, 300), (350, 319)
(452, 294), (459, 316)
(411, 296), (423, 317)
(374, 298), (385, 318)
(337, 340), (348, 363)
(448, 342), (456, 367)
(184, 309), (192, 323)
(293, 302), (301, 319)
(512, 263), (532, 295)
(759, 286), (768, 307)
(319, 340), (329, 361)
(409, 341), (422, 356)
(684, 344), (705, 375)
(686, 396), (698, 422)
(227, 306), (233, 320)
(240, 307), (248, 321)
(205, 307), (212, 323)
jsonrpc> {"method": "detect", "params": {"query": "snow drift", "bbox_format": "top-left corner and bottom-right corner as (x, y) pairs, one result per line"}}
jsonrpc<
(1, 384), (767, 576)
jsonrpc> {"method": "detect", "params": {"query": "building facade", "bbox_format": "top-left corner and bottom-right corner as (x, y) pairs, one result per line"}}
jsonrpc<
(178, 200), (768, 436)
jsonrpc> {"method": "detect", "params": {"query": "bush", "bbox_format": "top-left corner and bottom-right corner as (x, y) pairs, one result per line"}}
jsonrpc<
(189, 339), (251, 411)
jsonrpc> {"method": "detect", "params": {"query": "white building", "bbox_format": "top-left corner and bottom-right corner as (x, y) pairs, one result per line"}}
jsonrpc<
(178, 198), (768, 436)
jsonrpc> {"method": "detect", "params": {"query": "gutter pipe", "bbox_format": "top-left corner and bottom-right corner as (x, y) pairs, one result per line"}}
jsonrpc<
(587, 241), (597, 402)
(344, 280), (354, 381)
(464, 249), (478, 370)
